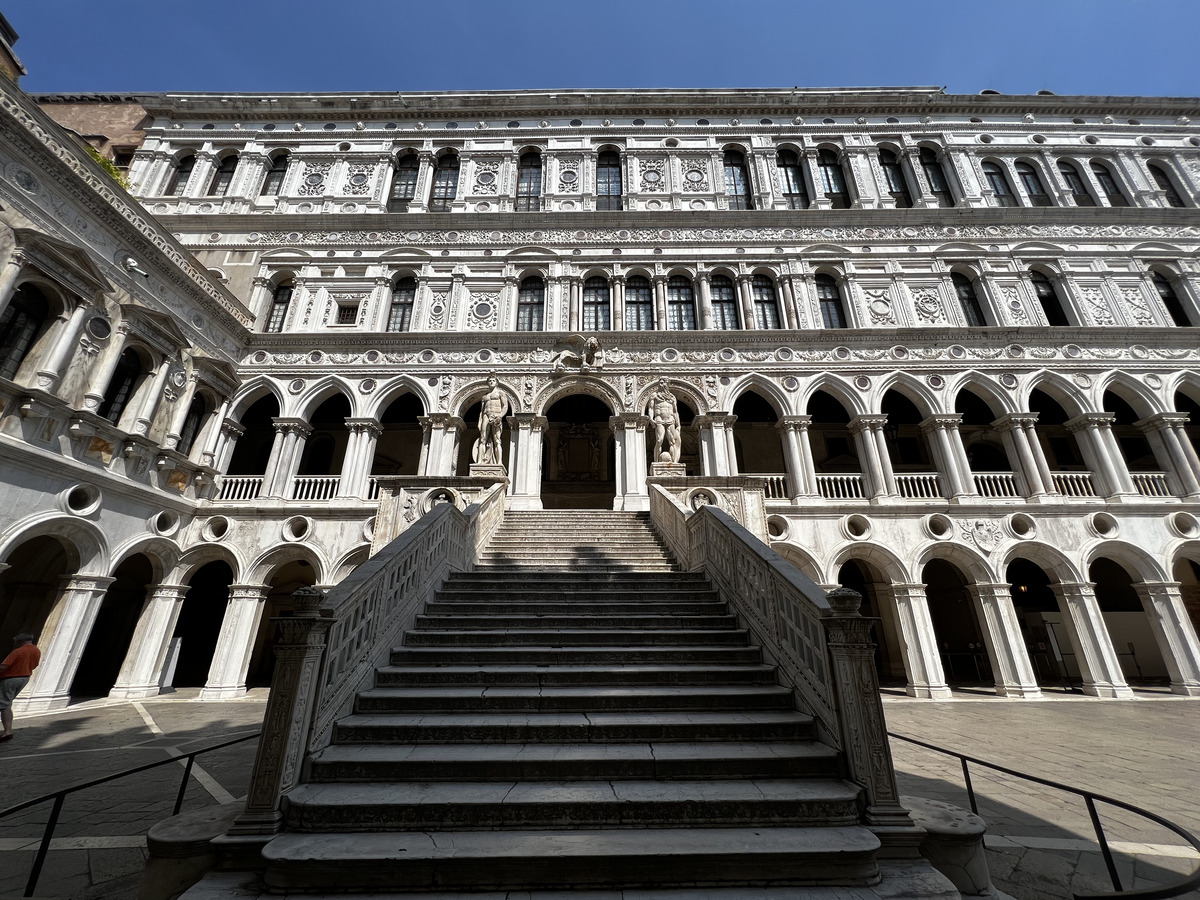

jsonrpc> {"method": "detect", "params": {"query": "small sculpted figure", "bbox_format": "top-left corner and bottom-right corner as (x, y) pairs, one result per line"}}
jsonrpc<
(473, 375), (509, 466)
(648, 378), (681, 464)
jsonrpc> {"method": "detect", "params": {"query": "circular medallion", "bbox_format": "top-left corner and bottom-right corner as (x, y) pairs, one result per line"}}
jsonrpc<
(474, 302), (493, 318)
(477, 170), (496, 185)
(288, 379), (305, 394)
(643, 170), (661, 183)
(86, 316), (112, 340)
(685, 169), (704, 183)
(349, 173), (369, 186)
(561, 170), (578, 183)
(305, 173), (323, 186)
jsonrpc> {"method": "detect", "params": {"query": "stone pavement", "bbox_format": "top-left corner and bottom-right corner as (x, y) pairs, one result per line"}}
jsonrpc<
(1, 685), (1197, 899)
(0, 689), (266, 899)
(884, 685), (1200, 900)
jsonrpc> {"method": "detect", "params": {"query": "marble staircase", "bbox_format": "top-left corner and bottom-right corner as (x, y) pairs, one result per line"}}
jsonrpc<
(255, 510), (930, 896)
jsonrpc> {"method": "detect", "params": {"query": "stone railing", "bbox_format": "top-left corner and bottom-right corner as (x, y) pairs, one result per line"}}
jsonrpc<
(1052, 471), (1098, 497)
(761, 474), (789, 500)
(216, 475), (263, 501)
(230, 482), (506, 836)
(292, 475), (340, 501)
(1132, 472), (1173, 498)
(371, 475), (510, 554)
(974, 471), (1021, 498)
(895, 472), (942, 499)
(648, 484), (911, 832)
(816, 473), (865, 499)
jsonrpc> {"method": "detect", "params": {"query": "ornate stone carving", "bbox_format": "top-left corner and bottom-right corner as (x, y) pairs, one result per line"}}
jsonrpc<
(959, 518), (1003, 553)
(647, 378), (681, 464)
(466, 291), (499, 330)
(639, 158), (667, 192)
(912, 289), (943, 324)
(550, 334), (604, 375)
(298, 162), (331, 196)
(343, 163), (374, 196)
(1080, 287), (1116, 325)
(1121, 286), (1155, 325)
(472, 159), (501, 195)
(864, 290), (896, 325)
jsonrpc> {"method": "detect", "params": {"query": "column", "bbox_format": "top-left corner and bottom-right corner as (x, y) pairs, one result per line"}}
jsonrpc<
(848, 415), (897, 500)
(967, 584), (1043, 699)
(34, 303), (89, 394)
(779, 416), (816, 500)
(611, 276), (625, 331)
(568, 277), (580, 331)
(509, 413), (547, 510)
(695, 414), (733, 476)
(736, 276), (756, 329)
(653, 275), (668, 331)
(81, 323), (131, 414)
(339, 418), (383, 499)
(884, 583), (953, 699)
(1049, 582), (1134, 698)
(418, 413), (462, 476)
(1065, 412), (1137, 498)
(920, 414), (976, 500)
(162, 373), (200, 451)
(1137, 413), (1200, 498)
(1132, 582), (1200, 696)
(200, 584), (271, 700)
(697, 272), (714, 330)
(16, 575), (115, 711)
(199, 399), (231, 466)
(611, 413), (650, 511)
(0, 251), (26, 318)
(904, 147), (940, 208)
(265, 418), (311, 499)
(776, 275), (799, 329)
(108, 584), (188, 699)
(129, 357), (174, 437)
(993, 413), (1053, 498)
(214, 417), (243, 472)
(724, 415), (739, 475)
(802, 149), (832, 209)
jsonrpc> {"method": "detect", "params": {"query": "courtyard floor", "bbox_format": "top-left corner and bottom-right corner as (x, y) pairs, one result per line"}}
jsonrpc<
(0, 686), (1195, 899)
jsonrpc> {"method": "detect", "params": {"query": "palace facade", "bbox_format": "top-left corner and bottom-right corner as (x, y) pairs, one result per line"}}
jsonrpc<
(3, 75), (1200, 712)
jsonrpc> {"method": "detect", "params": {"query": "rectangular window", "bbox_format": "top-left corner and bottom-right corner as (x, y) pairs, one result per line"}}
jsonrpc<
(336, 304), (358, 325)
(625, 279), (654, 331)
(388, 301), (413, 332)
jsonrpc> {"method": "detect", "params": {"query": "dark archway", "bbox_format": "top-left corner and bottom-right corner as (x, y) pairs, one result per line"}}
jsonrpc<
(1006, 558), (1076, 687)
(1089, 557), (1169, 684)
(1174, 556), (1200, 634)
(881, 390), (931, 472)
(956, 389), (1013, 473)
(372, 393), (424, 477)
(1029, 389), (1084, 471)
(227, 395), (281, 476)
(246, 559), (316, 688)
(1176, 390), (1200, 461)
(457, 399), (510, 475)
(172, 561), (232, 688)
(807, 391), (859, 473)
(71, 554), (153, 698)
(0, 535), (76, 647)
(732, 391), (784, 474)
(922, 559), (993, 687)
(1103, 391), (1158, 472)
(541, 394), (615, 509)
(299, 394), (351, 476)
(837, 559), (904, 686)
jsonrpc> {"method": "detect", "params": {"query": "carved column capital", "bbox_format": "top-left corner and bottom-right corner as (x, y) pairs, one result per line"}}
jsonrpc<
(1065, 411), (1116, 434)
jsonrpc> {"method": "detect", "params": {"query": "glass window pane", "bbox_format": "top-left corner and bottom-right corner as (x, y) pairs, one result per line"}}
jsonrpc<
(723, 150), (752, 211)
(581, 276), (609, 331)
(1149, 165), (1185, 207)
(953, 273), (986, 326)
(752, 275), (780, 329)
(429, 155), (459, 211)
(710, 276), (739, 329)
(516, 151), (542, 212)
(625, 276), (653, 330)
(816, 275), (847, 329)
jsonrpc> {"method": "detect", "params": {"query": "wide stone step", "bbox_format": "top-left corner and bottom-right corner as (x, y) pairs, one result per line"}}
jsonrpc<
(373, 664), (777, 687)
(332, 710), (815, 744)
(309, 741), (840, 783)
(403, 628), (748, 647)
(262, 826), (880, 892)
(426, 598), (726, 613)
(476, 555), (676, 566)
(354, 684), (795, 713)
(446, 572), (708, 586)
(413, 614), (737, 630)
(389, 645), (763, 665)
(282, 778), (862, 831)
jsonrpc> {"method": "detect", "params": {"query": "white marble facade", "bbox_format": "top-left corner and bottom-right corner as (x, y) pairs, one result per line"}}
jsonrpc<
(2, 81), (1200, 710)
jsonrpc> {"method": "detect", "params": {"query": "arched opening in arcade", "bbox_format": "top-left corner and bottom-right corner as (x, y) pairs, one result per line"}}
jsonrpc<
(807, 390), (860, 497)
(1103, 390), (1162, 477)
(922, 559), (993, 688)
(226, 394), (280, 477)
(1029, 388), (1086, 480)
(297, 394), (351, 498)
(70, 553), (153, 699)
(881, 390), (936, 493)
(246, 559), (317, 688)
(171, 561), (233, 689)
(731, 391), (786, 477)
(836, 559), (905, 687)
(540, 394), (615, 509)
(955, 388), (1016, 493)
(0, 535), (77, 648)
(1089, 557), (1170, 685)
(1176, 389), (1200, 460)
(371, 393), (424, 479)
(1006, 558), (1076, 688)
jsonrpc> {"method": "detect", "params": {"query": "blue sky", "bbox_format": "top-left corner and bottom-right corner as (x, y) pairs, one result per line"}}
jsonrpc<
(8, 0), (1199, 97)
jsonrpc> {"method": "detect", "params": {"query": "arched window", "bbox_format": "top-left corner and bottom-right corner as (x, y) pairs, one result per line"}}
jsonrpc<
(517, 276), (545, 331)
(952, 272), (987, 326)
(0, 284), (50, 381)
(666, 276), (697, 330)
(920, 148), (954, 207)
(982, 161), (1018, 207)
(1030, 271), (1069, 326)
(625, 275), (653, 331)
(776, 150), (808, 209)
(428, 153), (459, 212)
(723, 149), (753, 210)
(596, 150), (623, 211)
(581, 277), (608, 331)
(98, 348), (144, 424)
(388, 277), (416, 332)
(710, 275), (739, 329)
(751, 275), (781, 329)
(878, 148), (912, 208)
(207, 154), (238, 196)
(260, 152), (289, 197)
(816, 274), (848, 329)
(1148, 163), (1185, 207)
(516, 151), (542, 212)
(1015, 162), (1052, 206)
(166, 154), (194, 196)
(1152, 272), (1193, 326)
(817, 150), (850, 208)
(389, 153), (419, 212)
(1090, 162), (1128, 207)
(266, 281), (293, 333)
(1058, 161), (1095, 206)
(177, 395), (206, 456)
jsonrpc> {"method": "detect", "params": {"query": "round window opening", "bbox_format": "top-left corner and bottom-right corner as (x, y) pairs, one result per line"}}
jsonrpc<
(643, 170), (661, 183)
(203, 516), (230, 541)
(86, 316), (112, 340)
(66, 484), (100, 514)
(349, 173), (369, 186)
(474, 302), (493, 318)
(305, 173), (323, 186)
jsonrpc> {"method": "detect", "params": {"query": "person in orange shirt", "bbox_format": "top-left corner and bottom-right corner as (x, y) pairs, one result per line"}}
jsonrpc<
(0, 633), (40, 742)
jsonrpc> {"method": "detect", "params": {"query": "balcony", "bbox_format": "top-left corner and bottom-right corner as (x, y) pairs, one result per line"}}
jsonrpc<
(1050, 472), (1097, 498)
(816, 474), (866, 500)
(895, 473), (942, 500)
(216, 476), (263, 501)
(292, 476), (341, 501)
(1131, 472), (1172, 498)
(974, 472), (1021, 498)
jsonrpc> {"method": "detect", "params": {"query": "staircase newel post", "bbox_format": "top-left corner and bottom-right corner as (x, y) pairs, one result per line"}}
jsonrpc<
(822, 587), (915, 837)
(229, 586), (333, 836)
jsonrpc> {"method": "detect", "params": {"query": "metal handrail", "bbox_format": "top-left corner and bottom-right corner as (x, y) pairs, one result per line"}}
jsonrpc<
(889, 731), (1200, 900)
(0, 729), (260, 898)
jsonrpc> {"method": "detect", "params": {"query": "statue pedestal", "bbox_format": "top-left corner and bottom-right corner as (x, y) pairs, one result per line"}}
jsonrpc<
(469, 464), (507, 478)
(650, 462), (686, 477)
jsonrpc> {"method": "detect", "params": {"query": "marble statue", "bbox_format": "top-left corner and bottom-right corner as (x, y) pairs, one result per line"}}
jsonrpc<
(648, 378), (681, 464)
(472, 374), (509, 467)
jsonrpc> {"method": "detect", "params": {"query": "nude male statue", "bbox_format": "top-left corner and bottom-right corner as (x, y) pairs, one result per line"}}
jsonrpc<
(648, 378), (681, 464)
(473, 375), (509, 466)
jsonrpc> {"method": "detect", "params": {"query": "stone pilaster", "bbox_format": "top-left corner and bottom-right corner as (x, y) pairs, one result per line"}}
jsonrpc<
(108, 584), (189, 699)
(1049, 582), (1134, 698)
(966, 584), (1043, 699)
(883, 584), (953, 699)
(199, 584), (270, 700)
(1132, 582), (1200, 696)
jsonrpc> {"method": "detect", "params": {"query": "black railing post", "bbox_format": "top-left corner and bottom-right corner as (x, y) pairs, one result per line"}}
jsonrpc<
(1086, 795), (1123, 893)
(24, 793), (64, 898)
(173, 754), (197, 815)
(961, 757), (978, 814)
